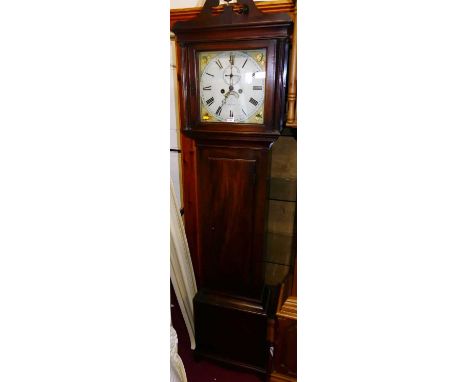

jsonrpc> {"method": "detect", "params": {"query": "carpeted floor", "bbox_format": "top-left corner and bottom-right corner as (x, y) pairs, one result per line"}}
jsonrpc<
(171, 285), (264, 382)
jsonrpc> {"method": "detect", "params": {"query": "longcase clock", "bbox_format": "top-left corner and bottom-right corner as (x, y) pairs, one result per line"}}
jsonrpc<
(172, 0), (292, 375)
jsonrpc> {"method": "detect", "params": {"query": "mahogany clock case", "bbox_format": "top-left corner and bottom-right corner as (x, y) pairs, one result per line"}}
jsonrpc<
(172, 1), (294, 377)
(183, 39), (285, 135)
(174, 4), (292, 138)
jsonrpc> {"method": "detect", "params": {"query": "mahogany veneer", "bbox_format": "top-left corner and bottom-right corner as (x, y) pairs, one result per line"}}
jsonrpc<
(172, 0), (293, 375)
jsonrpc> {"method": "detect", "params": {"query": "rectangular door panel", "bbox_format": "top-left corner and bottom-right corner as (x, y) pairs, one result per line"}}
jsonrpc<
(198, 146), (268, 299)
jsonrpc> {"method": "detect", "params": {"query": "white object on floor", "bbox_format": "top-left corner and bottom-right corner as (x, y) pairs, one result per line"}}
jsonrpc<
(171, 324), (188, 382)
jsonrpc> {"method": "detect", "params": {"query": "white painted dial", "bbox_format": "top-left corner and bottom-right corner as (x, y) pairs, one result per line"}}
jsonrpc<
(199, 50), (266, 123)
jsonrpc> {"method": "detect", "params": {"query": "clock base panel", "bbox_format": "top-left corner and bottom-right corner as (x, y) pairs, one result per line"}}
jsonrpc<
(194, 289), (270, 374)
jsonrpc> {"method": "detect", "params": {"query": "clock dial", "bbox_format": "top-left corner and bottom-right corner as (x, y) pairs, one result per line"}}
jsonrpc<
(199, 50), (266, 123)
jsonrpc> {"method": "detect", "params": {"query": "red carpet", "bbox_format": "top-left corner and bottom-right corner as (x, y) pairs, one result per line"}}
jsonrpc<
(171, 285), (264, 382)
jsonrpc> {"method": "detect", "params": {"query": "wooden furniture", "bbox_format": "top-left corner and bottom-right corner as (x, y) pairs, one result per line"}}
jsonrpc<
(285, 6), (296, 128)
(269, 259), (297, 382)
(172, 0), (293, 376)
(266, 133), (297, 382)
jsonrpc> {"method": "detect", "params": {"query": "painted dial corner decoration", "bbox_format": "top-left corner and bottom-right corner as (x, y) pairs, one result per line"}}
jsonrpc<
(199, 49), (266, 124)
